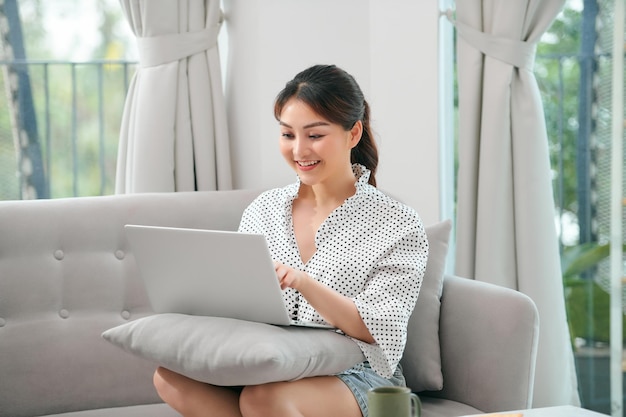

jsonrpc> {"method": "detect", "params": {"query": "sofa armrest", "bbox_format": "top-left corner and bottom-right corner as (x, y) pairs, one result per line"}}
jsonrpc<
(425, 275), (539, 412)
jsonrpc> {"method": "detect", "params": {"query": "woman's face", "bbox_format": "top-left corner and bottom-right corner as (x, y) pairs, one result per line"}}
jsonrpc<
(278, 98), (361, 188)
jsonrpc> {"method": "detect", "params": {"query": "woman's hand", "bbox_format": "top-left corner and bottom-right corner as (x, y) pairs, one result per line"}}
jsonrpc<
(272, 261), (375, 343)
(273, 261), (310, 290)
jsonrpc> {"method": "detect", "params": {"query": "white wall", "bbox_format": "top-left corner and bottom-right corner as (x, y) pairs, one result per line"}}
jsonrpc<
(222, 0), (443, 225)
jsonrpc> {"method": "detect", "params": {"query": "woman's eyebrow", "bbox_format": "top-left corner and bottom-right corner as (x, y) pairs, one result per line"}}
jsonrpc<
(279, 121), (330, 129)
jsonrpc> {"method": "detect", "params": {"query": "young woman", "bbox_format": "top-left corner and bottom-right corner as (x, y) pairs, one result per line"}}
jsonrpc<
(153, 64), (428, 417)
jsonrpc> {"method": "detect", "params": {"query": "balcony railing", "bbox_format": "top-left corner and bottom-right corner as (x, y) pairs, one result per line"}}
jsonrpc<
(0, 59), (137, 200)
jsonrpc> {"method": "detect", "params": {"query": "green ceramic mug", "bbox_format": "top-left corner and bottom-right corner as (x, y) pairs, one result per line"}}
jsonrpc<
(367, 386), (421, 417)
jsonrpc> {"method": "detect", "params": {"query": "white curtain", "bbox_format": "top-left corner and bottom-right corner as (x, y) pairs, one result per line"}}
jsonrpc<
(451, 0), (581, 407)
(115, 0), (231, 193)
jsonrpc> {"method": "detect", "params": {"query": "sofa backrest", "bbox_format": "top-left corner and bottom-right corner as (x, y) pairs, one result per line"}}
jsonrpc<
(0, 189), (262, 417)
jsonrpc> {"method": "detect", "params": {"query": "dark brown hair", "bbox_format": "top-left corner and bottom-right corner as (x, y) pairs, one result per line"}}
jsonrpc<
(274, 65), (379, 186)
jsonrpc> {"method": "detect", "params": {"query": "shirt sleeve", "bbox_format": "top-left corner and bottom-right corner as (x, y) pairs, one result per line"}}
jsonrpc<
(237, 193), (267, 234)
(351, 223), (428, 378)
(237, 206), (257, 233)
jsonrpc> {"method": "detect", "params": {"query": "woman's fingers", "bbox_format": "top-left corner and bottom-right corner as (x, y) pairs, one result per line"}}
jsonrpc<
(273, 261), (300, 290)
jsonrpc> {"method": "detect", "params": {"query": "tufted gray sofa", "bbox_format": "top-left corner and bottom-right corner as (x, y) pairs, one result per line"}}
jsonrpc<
(0, 189), (539, 417)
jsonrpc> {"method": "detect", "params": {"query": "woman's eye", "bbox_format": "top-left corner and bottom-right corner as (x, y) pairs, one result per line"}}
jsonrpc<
(281, 133), (295, 139)
(309, 134), (323, 139)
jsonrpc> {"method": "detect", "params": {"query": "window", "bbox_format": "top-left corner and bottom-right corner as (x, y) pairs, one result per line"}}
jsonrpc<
(0, 0), (136, 199)
(536, 0), (624, 412)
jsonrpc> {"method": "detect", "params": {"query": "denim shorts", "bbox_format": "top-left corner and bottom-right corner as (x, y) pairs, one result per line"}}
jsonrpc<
(336, 362), (407, 417)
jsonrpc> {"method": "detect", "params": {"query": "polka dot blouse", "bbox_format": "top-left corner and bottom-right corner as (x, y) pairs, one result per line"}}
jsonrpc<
(238, 164), (429, 378)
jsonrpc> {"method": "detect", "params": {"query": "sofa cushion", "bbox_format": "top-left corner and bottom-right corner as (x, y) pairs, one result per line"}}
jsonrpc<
(44, 403), (178, 417)
(103, 314), (365, 386)
(418, 395), (482, 417)
(401, 220), (452, 392)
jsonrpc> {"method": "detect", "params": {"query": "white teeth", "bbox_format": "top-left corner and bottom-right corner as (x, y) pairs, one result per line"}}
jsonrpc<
(298, 161), (319, 167)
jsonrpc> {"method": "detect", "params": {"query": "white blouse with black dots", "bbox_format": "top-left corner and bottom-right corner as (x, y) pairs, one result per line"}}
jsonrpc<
(237, 164), (429, 379)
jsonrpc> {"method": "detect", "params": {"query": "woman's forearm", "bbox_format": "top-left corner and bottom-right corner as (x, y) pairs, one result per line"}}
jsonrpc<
(297, 276), (375, 344)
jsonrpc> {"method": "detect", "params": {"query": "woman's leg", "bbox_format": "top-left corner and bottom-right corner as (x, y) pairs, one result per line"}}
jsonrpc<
(153, 367), (242, 417)
(239, 376), (362, 417)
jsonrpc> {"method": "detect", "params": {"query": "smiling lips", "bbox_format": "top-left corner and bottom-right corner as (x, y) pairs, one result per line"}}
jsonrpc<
(296, 160), (320, 171)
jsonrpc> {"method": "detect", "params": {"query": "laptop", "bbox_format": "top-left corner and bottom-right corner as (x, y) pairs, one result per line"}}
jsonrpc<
(124, 224), (334, 329)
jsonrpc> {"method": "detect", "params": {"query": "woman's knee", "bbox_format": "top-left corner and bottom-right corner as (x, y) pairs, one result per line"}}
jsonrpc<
(239, 384), (264, 415)
(239, 384), (283, 416)
(153, 367), (184, 408)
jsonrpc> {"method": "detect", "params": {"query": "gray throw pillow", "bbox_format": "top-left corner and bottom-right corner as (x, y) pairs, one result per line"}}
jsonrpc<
(102, 314), (365, 386)
(103, 220), (451, 390)
(401, 219), (452, 392)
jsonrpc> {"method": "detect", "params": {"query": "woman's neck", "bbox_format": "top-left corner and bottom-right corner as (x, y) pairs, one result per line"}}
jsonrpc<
(298, 172), (357, 208)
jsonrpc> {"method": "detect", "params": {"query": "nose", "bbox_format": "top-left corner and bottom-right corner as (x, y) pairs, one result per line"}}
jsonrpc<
(292, 135), (308, 157)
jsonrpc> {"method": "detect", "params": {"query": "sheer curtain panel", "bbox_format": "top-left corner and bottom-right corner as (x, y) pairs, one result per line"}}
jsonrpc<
(115, 0), (231, 193)
(450, 0), (580, 407)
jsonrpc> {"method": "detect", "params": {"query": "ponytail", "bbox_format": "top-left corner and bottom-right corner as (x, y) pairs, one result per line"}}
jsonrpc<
(351, 101), (378, 186)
